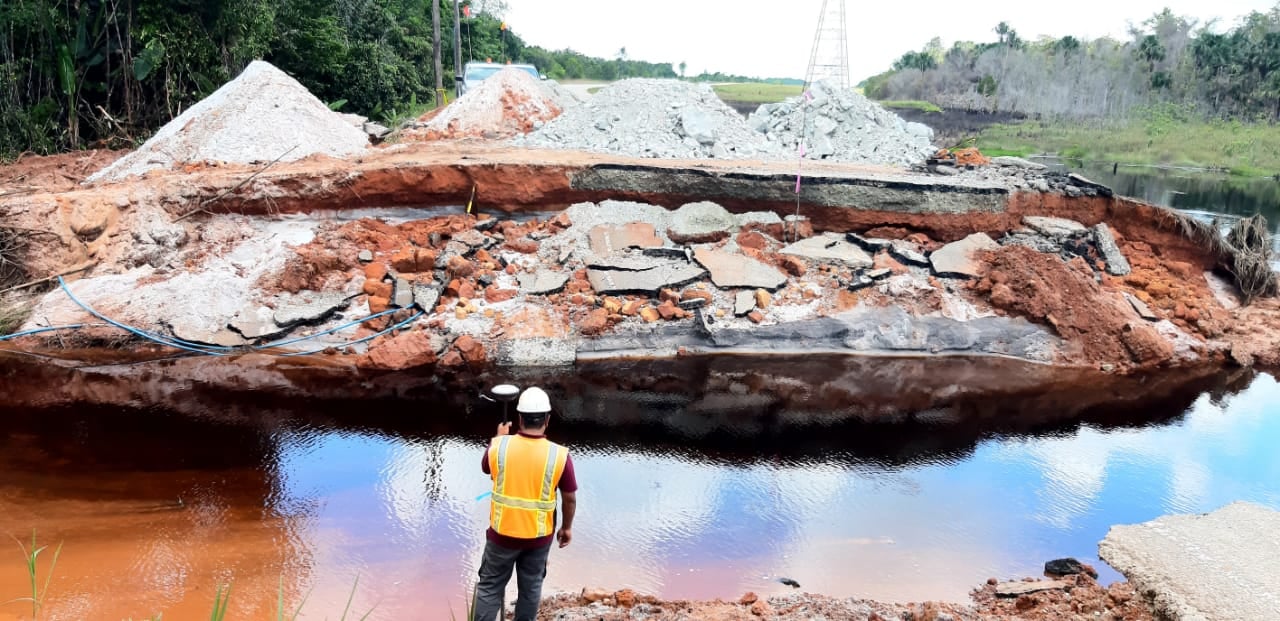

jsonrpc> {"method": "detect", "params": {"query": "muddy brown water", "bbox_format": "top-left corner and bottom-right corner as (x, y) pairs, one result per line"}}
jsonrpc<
(1, 353), (1278, 620)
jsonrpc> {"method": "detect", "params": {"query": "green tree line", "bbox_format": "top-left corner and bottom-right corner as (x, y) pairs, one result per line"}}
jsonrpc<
(862, 6), (1280, 121)
(0, 0), (681, 158)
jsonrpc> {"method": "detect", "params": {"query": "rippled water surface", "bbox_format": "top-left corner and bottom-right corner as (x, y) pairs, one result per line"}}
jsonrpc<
(0, 357), (1278, 620)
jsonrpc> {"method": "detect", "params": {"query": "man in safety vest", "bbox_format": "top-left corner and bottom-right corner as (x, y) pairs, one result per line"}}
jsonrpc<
(473, 386), (578, 621)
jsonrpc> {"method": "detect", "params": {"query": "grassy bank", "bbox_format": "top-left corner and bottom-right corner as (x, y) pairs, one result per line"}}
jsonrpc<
(711, 83), (803, 104)
(880, 100), (943, 114)
(977, 115), (1280, 176)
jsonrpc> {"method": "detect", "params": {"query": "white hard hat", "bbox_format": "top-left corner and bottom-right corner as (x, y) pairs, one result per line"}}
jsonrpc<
(516, 387), (552, 414)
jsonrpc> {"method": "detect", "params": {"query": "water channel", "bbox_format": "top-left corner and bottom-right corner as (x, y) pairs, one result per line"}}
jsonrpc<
(2, 168), (1279, 619)
(0, 353), (1277, 620)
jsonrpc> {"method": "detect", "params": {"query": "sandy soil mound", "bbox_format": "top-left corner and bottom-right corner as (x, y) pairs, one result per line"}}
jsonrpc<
(87, 61), (369, 183)
(749, 81), (936, 167)
(517, 79), (780, 160)
(404, 68), (565, 141)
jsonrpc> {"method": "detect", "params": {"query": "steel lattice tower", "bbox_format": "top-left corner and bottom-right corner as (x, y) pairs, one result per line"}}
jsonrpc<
(804, 0), (850, 90)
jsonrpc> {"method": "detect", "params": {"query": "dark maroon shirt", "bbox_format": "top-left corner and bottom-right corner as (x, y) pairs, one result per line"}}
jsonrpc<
(481, 432), (578, 550)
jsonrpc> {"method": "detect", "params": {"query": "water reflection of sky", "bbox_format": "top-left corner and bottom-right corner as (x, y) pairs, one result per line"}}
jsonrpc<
(271, 374), (1280, 617)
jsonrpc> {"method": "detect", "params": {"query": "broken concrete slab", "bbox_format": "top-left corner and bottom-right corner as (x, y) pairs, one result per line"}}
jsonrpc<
(888, 240), (930, 267)
(1093, 223), (1132, 276)
(451, 229), (489, 249)
(1068, 172), (1113, 196)
(1126, 293), (1159, 321)
(357, 250), (373, 264)
(845, 232), (893, 252)
(587, 254), (683, 272)
(847, 275), (875, 291)
(667, 201), (737, 244)
(1001, 232), (1062, 254)
(780, 233), (873, 269)
(1100, 502), (1280, 621)
(737, 211), (783, 232)
(587, 264), (706, 295)
(518, 272), (570, 296)
(866, 268), (893, 281)
(413, 283), (442, 312)
(994, 581), (1072, 598)
(392, 278), (414, 307)
(1023, 216), (1088, 238)
(930, 233), (1000, 278)
(1205, 271), (1242, 310)
(588, 222), (664, 255)
(693, 248), (787, 291)
(230, 307), (289, 340)
(172, 323), (249, 348)
(273, 292), (351, 327)
(734, 290), (756, 317)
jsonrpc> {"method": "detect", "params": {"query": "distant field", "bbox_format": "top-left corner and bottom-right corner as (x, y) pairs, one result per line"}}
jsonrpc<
(712, 83), (803, 104)
(978, 117), (1280, 176)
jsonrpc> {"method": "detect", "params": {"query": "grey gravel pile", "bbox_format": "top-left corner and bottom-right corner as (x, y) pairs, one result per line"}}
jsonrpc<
(516, 79), (779, 160)
(748, 81), (936, 167)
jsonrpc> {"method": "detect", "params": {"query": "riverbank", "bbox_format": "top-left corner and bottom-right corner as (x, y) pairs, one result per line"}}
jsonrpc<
(976, 116), (1280, 177)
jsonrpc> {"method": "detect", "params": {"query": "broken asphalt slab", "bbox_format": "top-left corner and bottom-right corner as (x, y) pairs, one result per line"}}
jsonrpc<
(587, 264), (706, 295)
(1093, 223), (1132, 276)
(692, 248), (787, 291)
(1100, 502), (1280, 621)
(273, 292), (352, 328)
(588, 222), (664, 255)
(780, 233), (873, 269)
(930, 233), (1000, 278)
(1023, 216), (1088, 239)
(666, 201), (738, 244)
(518, 272), (570, 295)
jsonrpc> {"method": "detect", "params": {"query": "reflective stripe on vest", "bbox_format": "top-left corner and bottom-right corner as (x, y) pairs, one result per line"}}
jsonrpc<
(489, 436), (567, 539)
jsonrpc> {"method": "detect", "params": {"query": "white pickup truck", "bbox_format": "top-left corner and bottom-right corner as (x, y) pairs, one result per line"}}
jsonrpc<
(458, 62), (541, 95)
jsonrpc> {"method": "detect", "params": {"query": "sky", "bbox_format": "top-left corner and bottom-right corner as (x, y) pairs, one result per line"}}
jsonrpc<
(502, 0), (1277, 81)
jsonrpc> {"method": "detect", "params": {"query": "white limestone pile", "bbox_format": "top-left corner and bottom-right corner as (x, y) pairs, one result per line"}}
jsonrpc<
(409, 68), (567, 140)
(517, 79), (781, 160)
(748, 81), (936, 167)
(88, 61), (369, 183)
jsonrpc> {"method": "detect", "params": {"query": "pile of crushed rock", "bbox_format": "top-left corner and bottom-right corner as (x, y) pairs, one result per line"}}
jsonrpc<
(403, 68), (576, 141)
(748, 80), (936, 167)
(89, 61), (369, 183)
(516, 79), (778, 160)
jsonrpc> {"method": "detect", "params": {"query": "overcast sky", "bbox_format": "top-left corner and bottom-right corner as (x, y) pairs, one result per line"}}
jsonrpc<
(503, 0), (1276, 81)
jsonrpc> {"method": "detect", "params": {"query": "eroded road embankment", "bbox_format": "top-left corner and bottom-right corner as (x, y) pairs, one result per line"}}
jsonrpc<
(3, 145), (1278, 381)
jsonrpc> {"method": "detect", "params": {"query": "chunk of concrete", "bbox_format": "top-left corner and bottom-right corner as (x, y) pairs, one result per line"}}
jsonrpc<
(1205, 271), (1242, 310)
(889, 241), (930, 267)
(392, 278), (414, 308)
(667, 201), (737, 244)
(734, 291), (756, 317)
(1100, 502), (1280, 621)
(994, 580), (1072, 598)
(693, 248), (787, 291)
(1093, 223), (1132, 276)
(229, 307), (288, 340)
(1024, 216), (1087, 239)
(518, 272), (570, 296)
(1125, 293), (1159, 321)
(588, 223), (663, 255)
(679, 108), (718, 145)
(780, 233), (873, 269)
(451, 229), (489, 249)
(930, 233), (1000, 278)
(357, 250), (374, 264)
(991, 156), (1048, 170)
(413, 283), (441, 312)
(587, 264), (706, 295)
(273, 292), (351, 327)
(846, 232), (893, 252)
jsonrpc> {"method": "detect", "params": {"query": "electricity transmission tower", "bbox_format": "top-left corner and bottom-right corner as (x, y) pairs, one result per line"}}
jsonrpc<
(804, 0), (850, 90)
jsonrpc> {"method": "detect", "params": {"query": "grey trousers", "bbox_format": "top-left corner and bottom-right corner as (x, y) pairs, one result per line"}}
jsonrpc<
(472, 540), (551, 621)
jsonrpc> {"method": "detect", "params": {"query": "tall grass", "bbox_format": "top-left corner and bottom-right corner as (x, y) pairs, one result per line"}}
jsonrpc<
(209, 584), (232, 621)
(6, 530), (63, 620)
(712, 83), (804, 104)
(879, 100), (944, 114)
(977, 112), (1280, 175)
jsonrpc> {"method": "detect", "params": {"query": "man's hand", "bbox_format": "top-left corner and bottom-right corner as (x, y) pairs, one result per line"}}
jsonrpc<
(496, 422), (511, 437)
(557, 527), (572, 548)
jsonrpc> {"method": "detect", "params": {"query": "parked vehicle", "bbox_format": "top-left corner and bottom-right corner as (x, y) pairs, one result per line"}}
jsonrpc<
(458, 62), (541, 96)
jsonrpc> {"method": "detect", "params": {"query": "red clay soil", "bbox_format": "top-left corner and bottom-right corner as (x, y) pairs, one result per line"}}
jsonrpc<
(973, 245), (1173, 369)
(536, 574), (1153, 620)
(0, 150), (124, 193)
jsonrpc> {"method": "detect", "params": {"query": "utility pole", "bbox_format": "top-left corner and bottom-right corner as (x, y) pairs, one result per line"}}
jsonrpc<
(432, 0), (443, 104)
(453, 0), (463, 97)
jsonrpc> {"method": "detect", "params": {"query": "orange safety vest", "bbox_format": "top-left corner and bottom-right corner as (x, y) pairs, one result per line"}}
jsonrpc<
(488, 435), (569, 539)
